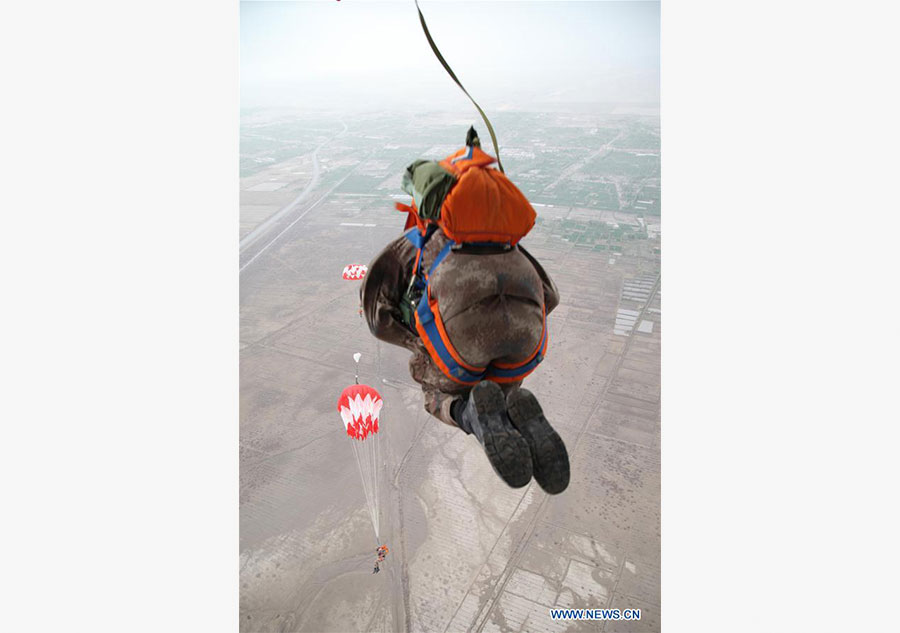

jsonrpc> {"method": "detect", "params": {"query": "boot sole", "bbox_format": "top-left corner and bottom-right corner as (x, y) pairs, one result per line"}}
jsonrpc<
(507, 389), (570, 494)
(471, 381), (533, 488)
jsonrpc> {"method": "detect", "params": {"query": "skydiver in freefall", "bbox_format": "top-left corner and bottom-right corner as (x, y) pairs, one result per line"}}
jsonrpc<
(361, 127), (569, 494)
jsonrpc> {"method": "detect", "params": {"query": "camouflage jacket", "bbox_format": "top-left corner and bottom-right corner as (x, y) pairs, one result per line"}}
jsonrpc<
(360, 229), (559, 363)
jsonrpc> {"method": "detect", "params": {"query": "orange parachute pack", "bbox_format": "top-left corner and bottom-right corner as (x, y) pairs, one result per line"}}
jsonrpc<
(396, 144), (536, 245)
(395, 138), (548, 385)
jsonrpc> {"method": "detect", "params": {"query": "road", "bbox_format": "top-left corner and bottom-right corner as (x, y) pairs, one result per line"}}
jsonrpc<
(542, 131), (624, 193)
(239, 120), (348, 257)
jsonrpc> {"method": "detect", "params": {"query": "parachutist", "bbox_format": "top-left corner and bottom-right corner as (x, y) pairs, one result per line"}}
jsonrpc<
(373, 545), (388, 574)
(337, 385), (384, 539)
(360, 129), (569, 494)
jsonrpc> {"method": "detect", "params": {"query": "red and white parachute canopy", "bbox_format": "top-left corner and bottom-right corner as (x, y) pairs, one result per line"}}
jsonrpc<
(337, 384), (383, 440)
(342, 264), (368, 281)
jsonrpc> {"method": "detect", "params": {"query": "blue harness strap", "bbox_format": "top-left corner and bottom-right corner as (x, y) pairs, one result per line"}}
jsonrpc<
(427, 240), (454, 276)
(414, 241), (486, 384)
(405, 227), (547, 385)
(404, 225), (438, 293)
(403, 226), (432, 250)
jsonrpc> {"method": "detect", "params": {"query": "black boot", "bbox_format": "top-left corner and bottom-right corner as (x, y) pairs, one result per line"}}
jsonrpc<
(455, 381), (532, 488)
(506, 389), (570, 494)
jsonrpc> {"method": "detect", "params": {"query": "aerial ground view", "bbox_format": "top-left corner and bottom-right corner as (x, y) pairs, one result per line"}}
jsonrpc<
(240, 105), (661, 632)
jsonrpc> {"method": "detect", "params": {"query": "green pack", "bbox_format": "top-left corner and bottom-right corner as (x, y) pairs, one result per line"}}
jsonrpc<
(401, 159), (456, 221)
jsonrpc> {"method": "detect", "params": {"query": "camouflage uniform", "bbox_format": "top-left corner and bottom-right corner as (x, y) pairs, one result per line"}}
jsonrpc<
(361, 229), (559, 427)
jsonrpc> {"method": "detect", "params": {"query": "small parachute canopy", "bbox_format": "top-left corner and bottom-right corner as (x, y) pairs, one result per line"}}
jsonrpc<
(343, 264), (368, 280)
(337, 384), (383, 441)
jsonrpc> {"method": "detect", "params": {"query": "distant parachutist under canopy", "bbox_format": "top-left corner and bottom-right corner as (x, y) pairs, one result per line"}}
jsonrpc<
(337, 377), (384, 543)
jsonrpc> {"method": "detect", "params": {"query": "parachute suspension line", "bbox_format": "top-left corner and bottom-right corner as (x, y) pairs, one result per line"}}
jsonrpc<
(368, 436), (380, 542)
(374, 425), (380, 532)
(371, 431), (380, 544)
(338, 382), (383, 548)
(414, 0), (505, 173)
(351, 438), (379, 541)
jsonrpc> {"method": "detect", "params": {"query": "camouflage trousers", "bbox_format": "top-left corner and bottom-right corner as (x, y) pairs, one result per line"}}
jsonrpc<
(408, 339), (522, 428)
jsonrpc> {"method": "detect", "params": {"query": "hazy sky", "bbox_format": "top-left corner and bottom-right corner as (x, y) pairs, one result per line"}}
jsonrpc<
(241, 1), (659, 111)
